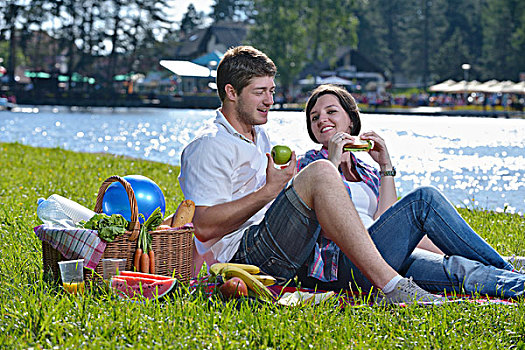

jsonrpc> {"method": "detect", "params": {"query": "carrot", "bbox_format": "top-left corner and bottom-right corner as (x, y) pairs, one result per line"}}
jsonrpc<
(134, 248), (142, 272)
(140, 252), (150, 273)
(149, 250), (155, 274)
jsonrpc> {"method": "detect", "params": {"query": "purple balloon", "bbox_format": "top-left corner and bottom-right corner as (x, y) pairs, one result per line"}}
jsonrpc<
(102, 175), (166, 223)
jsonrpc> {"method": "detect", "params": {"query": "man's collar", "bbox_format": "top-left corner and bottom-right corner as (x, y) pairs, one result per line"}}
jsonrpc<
(215, 109), (258, 143)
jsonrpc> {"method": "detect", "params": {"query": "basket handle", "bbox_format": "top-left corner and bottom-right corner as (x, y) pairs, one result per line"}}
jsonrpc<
(94, 175), (141, 241)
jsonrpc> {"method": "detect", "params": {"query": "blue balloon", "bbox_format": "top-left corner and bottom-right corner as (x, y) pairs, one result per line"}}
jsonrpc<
(102, 175), (166, 223)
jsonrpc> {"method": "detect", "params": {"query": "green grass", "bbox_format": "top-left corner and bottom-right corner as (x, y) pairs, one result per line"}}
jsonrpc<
(1, 142), (525, 349)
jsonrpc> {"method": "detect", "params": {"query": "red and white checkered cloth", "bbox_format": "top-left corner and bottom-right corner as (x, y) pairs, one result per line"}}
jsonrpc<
(34, 225), (106, 269)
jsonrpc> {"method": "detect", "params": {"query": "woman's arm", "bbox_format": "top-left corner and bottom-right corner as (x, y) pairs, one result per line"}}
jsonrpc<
(359, 131), (398, 219)
(376, 169), (397, 218)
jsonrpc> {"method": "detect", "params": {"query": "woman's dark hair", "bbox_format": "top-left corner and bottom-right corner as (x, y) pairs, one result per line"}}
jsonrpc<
(305, 84), (361, 143)
(216, 46), (277, 101)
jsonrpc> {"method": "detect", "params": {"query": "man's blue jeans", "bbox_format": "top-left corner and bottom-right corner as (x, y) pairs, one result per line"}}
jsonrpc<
(233, 185), (525, 298)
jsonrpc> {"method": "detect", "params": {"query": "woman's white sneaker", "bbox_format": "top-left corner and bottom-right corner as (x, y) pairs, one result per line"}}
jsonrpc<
(377, 277), (444, 305)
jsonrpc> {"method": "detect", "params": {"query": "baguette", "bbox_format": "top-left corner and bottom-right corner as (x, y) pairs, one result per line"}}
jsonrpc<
(170, 199), (196, 228)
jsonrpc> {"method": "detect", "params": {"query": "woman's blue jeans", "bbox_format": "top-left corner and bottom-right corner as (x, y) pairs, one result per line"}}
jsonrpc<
(297, 186), (525, 298)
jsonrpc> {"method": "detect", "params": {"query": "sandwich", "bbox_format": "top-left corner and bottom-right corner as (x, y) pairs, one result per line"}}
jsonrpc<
(343, 138), (372, 152)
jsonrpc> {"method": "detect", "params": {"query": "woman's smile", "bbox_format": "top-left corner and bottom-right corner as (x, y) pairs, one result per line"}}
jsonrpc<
(310, 94), (352, 145)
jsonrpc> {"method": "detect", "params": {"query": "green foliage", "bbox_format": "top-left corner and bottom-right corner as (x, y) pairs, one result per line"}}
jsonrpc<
(0, 40), (26, 68)
(356, 0), (524, 83)
(179, 3), (204, 37)
(405, 0), (447, 85)
(481, 0), (525, 80)
(1, 142), (525, 348)
(210, 0), (252, 23)
(79, 213), (128, 242)
(247, 0), (309, 91)
(355, 0), (392, 75)
(0, 0), (173, 84)
(247, 0), (359, 92)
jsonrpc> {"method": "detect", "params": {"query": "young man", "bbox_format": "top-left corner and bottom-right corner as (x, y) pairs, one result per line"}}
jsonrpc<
(178, 46), (440, 303)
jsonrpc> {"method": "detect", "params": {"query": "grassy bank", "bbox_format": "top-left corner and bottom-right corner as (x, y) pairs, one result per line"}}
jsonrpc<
(1, 142), (524, 349)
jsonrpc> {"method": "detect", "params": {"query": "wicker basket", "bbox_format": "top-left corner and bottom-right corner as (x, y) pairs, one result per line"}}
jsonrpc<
(42, 175), (194, 284)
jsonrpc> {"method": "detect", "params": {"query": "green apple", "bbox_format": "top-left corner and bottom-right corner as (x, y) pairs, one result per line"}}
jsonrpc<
(271, 145), (292, 165)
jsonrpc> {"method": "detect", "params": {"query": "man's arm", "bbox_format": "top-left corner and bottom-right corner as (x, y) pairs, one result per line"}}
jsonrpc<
(194, 152), (296, 242)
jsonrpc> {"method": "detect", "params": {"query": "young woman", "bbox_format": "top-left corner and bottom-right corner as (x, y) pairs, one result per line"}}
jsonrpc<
(295, 84), (524, 298)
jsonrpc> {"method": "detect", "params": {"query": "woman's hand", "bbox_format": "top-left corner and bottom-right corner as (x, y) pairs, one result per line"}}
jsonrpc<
(360, 131), (392, 170)
(327, 132), (352, 168)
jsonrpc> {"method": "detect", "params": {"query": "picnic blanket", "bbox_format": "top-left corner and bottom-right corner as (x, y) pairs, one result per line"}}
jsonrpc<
(34, 224), (106, 269)
(189, 277), (516, 307)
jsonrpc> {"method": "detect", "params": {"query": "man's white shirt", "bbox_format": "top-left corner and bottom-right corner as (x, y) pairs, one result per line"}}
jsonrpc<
(178, 109), (272, 263)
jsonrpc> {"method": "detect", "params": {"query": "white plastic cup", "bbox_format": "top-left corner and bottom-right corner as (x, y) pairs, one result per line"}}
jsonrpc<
(102, 258), (126, 280)
(58, 259), (85, 294)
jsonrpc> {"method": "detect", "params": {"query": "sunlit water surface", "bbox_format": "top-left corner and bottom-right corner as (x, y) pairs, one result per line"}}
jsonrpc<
(1, 106), (524, 214)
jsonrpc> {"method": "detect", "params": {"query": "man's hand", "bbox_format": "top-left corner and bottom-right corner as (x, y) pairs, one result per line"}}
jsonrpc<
(193, 151), (296, 243)
(263, 151), (297, 198)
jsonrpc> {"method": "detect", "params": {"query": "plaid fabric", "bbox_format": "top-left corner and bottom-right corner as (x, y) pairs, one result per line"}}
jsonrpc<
(296, 148), (381, 282)
(34, 224), (106, 269)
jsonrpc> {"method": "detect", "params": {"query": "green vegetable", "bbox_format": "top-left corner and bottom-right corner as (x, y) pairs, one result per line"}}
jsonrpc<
(137, 207), (163, 253)
(78, 213), (128, 242)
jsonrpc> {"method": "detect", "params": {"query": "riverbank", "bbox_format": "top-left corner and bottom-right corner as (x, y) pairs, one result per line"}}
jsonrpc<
(273, 103), (525, 118)
(12, 91), (525, 118)
(1, 142), (525, 348)
(10, 102), (524, 118)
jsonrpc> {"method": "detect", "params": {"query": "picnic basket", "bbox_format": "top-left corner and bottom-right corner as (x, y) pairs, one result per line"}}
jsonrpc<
(42, 175), (194, 284)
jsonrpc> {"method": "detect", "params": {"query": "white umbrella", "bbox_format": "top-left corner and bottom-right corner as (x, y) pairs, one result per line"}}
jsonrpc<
(298, 76), (319, 85)
(443, 80), (490, 93)
(484, 80), (515, 94)
(428, 79), (456, 92)
(441, 80), (470, 93)
(471, 80), (500, 93)
(318, 75), (353, 86)
(465, 80), (482, 92)
(501, 81), (525, 94)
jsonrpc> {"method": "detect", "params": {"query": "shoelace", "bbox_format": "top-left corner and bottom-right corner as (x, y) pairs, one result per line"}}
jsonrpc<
(398, 277), (426, 296)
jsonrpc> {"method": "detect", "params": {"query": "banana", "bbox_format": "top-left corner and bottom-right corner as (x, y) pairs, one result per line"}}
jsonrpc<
(253, 274), (277, 286)
(210, 263), (260, 276)
(221, 266), (274, 301)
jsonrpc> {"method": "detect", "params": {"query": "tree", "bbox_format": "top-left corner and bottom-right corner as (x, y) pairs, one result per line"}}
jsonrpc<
(0, 0), (32, 88)
(306, 0), (358, 65)
(210, 0), (253, 23)
(432, 28), (471, 80)
(426, 0), (484, 81)
(247, 0), (308, 93)
(356, 0), (411, 85)
(481, 0), (525, 80)
(401, 0), (448, 88)
(179, 3), (204, 38)
(248, 0), (359, 94)
(211, 0), (237, 22)
(101, 0), (171, 85)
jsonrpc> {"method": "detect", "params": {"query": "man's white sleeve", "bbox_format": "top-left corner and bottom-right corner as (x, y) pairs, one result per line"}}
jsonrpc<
(178, 137), (233, 207)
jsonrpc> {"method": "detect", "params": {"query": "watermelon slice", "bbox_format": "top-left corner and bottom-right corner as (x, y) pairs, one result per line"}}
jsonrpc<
(119, 271), (175, 281)
(110, 272), (177, 300)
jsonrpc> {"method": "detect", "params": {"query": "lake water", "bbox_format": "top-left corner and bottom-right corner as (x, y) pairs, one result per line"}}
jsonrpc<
(1, 106), (524, 214)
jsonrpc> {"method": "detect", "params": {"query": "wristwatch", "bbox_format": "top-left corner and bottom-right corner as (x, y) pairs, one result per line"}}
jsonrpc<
(380, 166), (396, 177)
